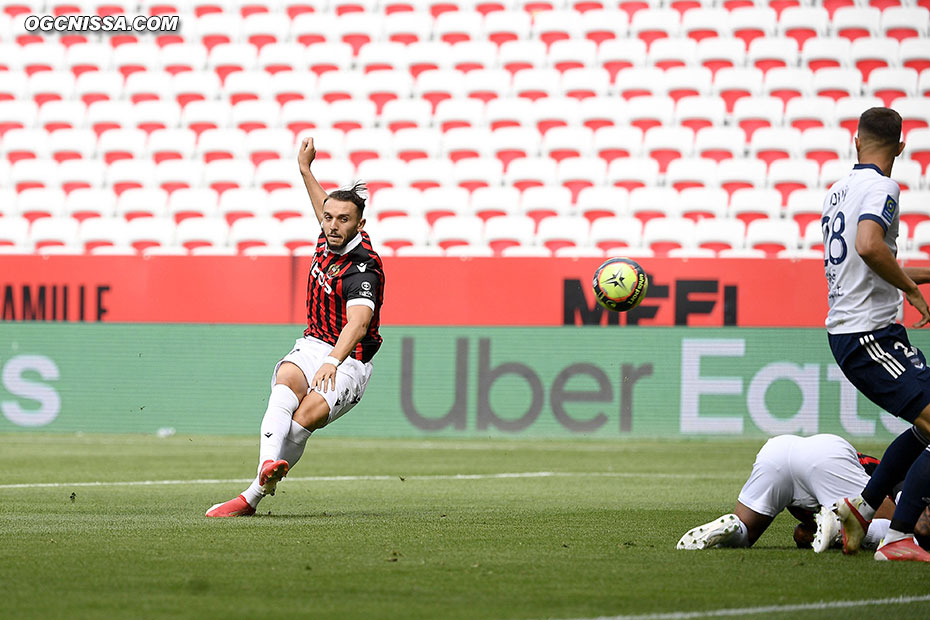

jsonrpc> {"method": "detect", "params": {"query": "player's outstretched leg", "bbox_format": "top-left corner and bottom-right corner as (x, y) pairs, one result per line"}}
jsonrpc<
(205, 495), (256, 518)
(836, 497), (872, 554)
(813, 505), (842, 553)
(677, 514), (745, 550)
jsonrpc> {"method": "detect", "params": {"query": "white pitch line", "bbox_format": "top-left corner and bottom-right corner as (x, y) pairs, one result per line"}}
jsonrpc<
(553, 594), (930, 620)
(0, 470), (739, 490)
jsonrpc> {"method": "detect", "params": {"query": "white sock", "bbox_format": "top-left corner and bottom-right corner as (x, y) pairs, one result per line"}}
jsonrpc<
(863, 518), (890, 550)
(241, 477), (264, 508)
(723, 519), (750, 548)
(258, 384), (300, 471)
(853, 494), (877, 521)
(882, 527), (910, 546)
(281, 420), (313, 468)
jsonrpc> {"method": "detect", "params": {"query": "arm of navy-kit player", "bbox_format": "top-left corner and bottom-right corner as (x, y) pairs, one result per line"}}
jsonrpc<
(297, 136), (328, 224)
(856, 220), (930, 328)
(311, 304), (374, 393)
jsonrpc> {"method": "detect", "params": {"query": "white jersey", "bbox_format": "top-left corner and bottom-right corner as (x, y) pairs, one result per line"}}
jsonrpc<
(737, 434), (870, 517)
(823, 164), (902, 334)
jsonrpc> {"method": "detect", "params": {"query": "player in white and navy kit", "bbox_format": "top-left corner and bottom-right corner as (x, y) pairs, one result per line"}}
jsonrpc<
(206, 138), (384, 518)
(676, 434), (891, 551)
(822, 107), (930, 562)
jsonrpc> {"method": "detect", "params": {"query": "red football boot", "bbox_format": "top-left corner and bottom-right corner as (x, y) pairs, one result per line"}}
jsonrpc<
(205, 494), (255, 517)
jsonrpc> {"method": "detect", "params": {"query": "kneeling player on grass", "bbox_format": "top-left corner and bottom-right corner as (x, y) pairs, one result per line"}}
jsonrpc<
(206, 138), (385, 517)
(677, 434), (892, 551)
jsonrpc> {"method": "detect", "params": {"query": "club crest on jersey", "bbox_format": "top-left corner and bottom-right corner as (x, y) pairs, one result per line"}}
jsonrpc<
(882, 195), (897, 224)
(327, 264), (340, 277)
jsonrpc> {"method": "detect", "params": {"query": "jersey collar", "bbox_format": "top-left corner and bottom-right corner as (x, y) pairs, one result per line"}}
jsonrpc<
(328, 232), (362, 256)
(853, 163), (884, 175)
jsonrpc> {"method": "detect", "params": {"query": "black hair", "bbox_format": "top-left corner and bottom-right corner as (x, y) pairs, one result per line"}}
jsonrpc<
(858, 107), (903, 148)
(323, 181), (367, 218)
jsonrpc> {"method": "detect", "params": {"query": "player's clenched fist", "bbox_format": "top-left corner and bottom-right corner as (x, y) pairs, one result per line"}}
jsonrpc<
(298, 136), (316, 173)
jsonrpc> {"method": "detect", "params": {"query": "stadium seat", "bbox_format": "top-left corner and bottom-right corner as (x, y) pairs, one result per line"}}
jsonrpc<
(784, 96), (834, 132)
(696, 37), (745, 77)
(731, 95), (784, 141)
(597, 38), (648, 83)
(228, 216), (281, 253)
(667, 157), (718, 191)
(745, 218), (800, 256)
(762, 67), (813, 106)
(900, 190), (930, 234)
(505, 157), (558, 194)
(166, 187), (219, 222)
(693, 126), (746, 162)
(643, 125), (694, 173)
(800, 37), (851, 73)
(2, 128), (49, 164)
(64, 188), (117, 221)
(834, 95), (884, 136)
(800, 127), (853, 170)
(785, 188), (826, 230)
(579, 97), (628, 133)
(434, 98), (485, 133)
(533, 10), (585, 51)
(542, 126), (595, 163)
(78, 217), (129, 253)
(712, 67), (763, 113)
(74, 71), (122, 106)
(693, 217), (745, 253)
(377, 215), (430, 251)
(589, 216), (643, 252)
(675, 95), (726, 133)
(593, 125), (644, 163)
(370, 187), (424, 221)
(419, 185), (470, 222)
(486, 97), (533, 131)
(558, 157), (607, 202)
(615, 67), (665, 100)
(768, 158), (820, 205)
(892, 159), (923, 191)
(414, 69), (465, 112)
(908, 128), (930, 174)
(113, 187), (169, 221)
(345, 127), (392, 168)
(447, 40), (498, 74)
(747, 36), (798, 75)
(461, 68), (511, 105)
(430, 215), (484, 250)
(648, 37), (697, 71)
(357, 157), (410, 196)
(678, 187), (728, 221)
(512, 68), (561, 102)
(630, 186), (681, 224)
(868, 67), (918, 108)
(576, 186), (630, 222)
(530, 96), (581, 135)
(630, 8), (681, 50)
(407, 158), (456, 193)
(29, 216), (80, 251)
(0, 216), (31, 249)
(881, 7), (930, 43)
(901, 39), (930, 75)
(175, 216), (228, 251)
(268, 187), (312, 221)
(819, 158), (857, 188)
(642, 217), (695, 256)
(851, 38), (900, 83)
(728, 7), (777, 50)
(717, 158), (767, 198)
(17, 187), (66, 222)
(489, 126), (540, 171)
(778, 6), (829, 50)
(896, 96), (930, 138)
(833, 7), (880, 43)
(37, 100), (85, 134)
(536, 215), (590, 253)
(484, 215), (537, 255)
(626, 95), (675, 133)
(59, 159), (106, 194)
(607, 157), (660, 191)
(218, 187), (270, 225)
(560, 68), (612, 101)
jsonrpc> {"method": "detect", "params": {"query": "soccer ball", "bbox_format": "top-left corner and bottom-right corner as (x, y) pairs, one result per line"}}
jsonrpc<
(592, 257), (649, 312)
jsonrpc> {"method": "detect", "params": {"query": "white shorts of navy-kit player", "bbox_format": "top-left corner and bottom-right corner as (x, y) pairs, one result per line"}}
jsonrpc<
(824, 163), (930, 423)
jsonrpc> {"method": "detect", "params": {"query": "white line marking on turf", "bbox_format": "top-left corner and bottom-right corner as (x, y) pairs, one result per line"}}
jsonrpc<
(0, 470), (739, 490)
(554, 594), (930, 620)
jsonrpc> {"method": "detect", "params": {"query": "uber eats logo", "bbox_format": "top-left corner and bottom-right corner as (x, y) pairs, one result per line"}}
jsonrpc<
(398, 337), (653, 433)
(0, 355), (60, 427)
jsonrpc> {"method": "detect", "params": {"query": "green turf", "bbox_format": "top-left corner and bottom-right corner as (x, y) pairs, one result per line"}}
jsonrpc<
(1, 434), (928, 620)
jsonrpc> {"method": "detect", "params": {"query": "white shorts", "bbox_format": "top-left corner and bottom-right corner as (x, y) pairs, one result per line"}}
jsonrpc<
(272, 336), (373, 426)
(737, 434), (871, 517)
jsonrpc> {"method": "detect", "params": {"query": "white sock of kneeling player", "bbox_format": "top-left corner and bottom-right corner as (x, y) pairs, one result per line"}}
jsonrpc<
(722, 518), (750, 547)
(863, 518), (891, 550)
(281, 420), (314, 469)
(258, 384), (301, 469)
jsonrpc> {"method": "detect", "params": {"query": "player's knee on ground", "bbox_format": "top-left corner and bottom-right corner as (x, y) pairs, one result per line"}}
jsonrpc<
(794, 522), (815, 548)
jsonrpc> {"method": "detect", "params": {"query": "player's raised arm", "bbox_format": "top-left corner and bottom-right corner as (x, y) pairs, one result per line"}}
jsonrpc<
(297, 137), (328, 223)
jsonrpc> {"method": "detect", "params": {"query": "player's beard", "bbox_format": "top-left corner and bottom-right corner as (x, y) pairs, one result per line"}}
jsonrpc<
(326, 234), (346, 251)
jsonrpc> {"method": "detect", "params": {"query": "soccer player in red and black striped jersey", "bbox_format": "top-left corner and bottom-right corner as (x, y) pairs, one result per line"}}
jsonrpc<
(206, 137), (385, 517)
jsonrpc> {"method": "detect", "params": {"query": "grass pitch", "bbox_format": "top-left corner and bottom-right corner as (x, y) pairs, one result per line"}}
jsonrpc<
(2, 434), (929, 620)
